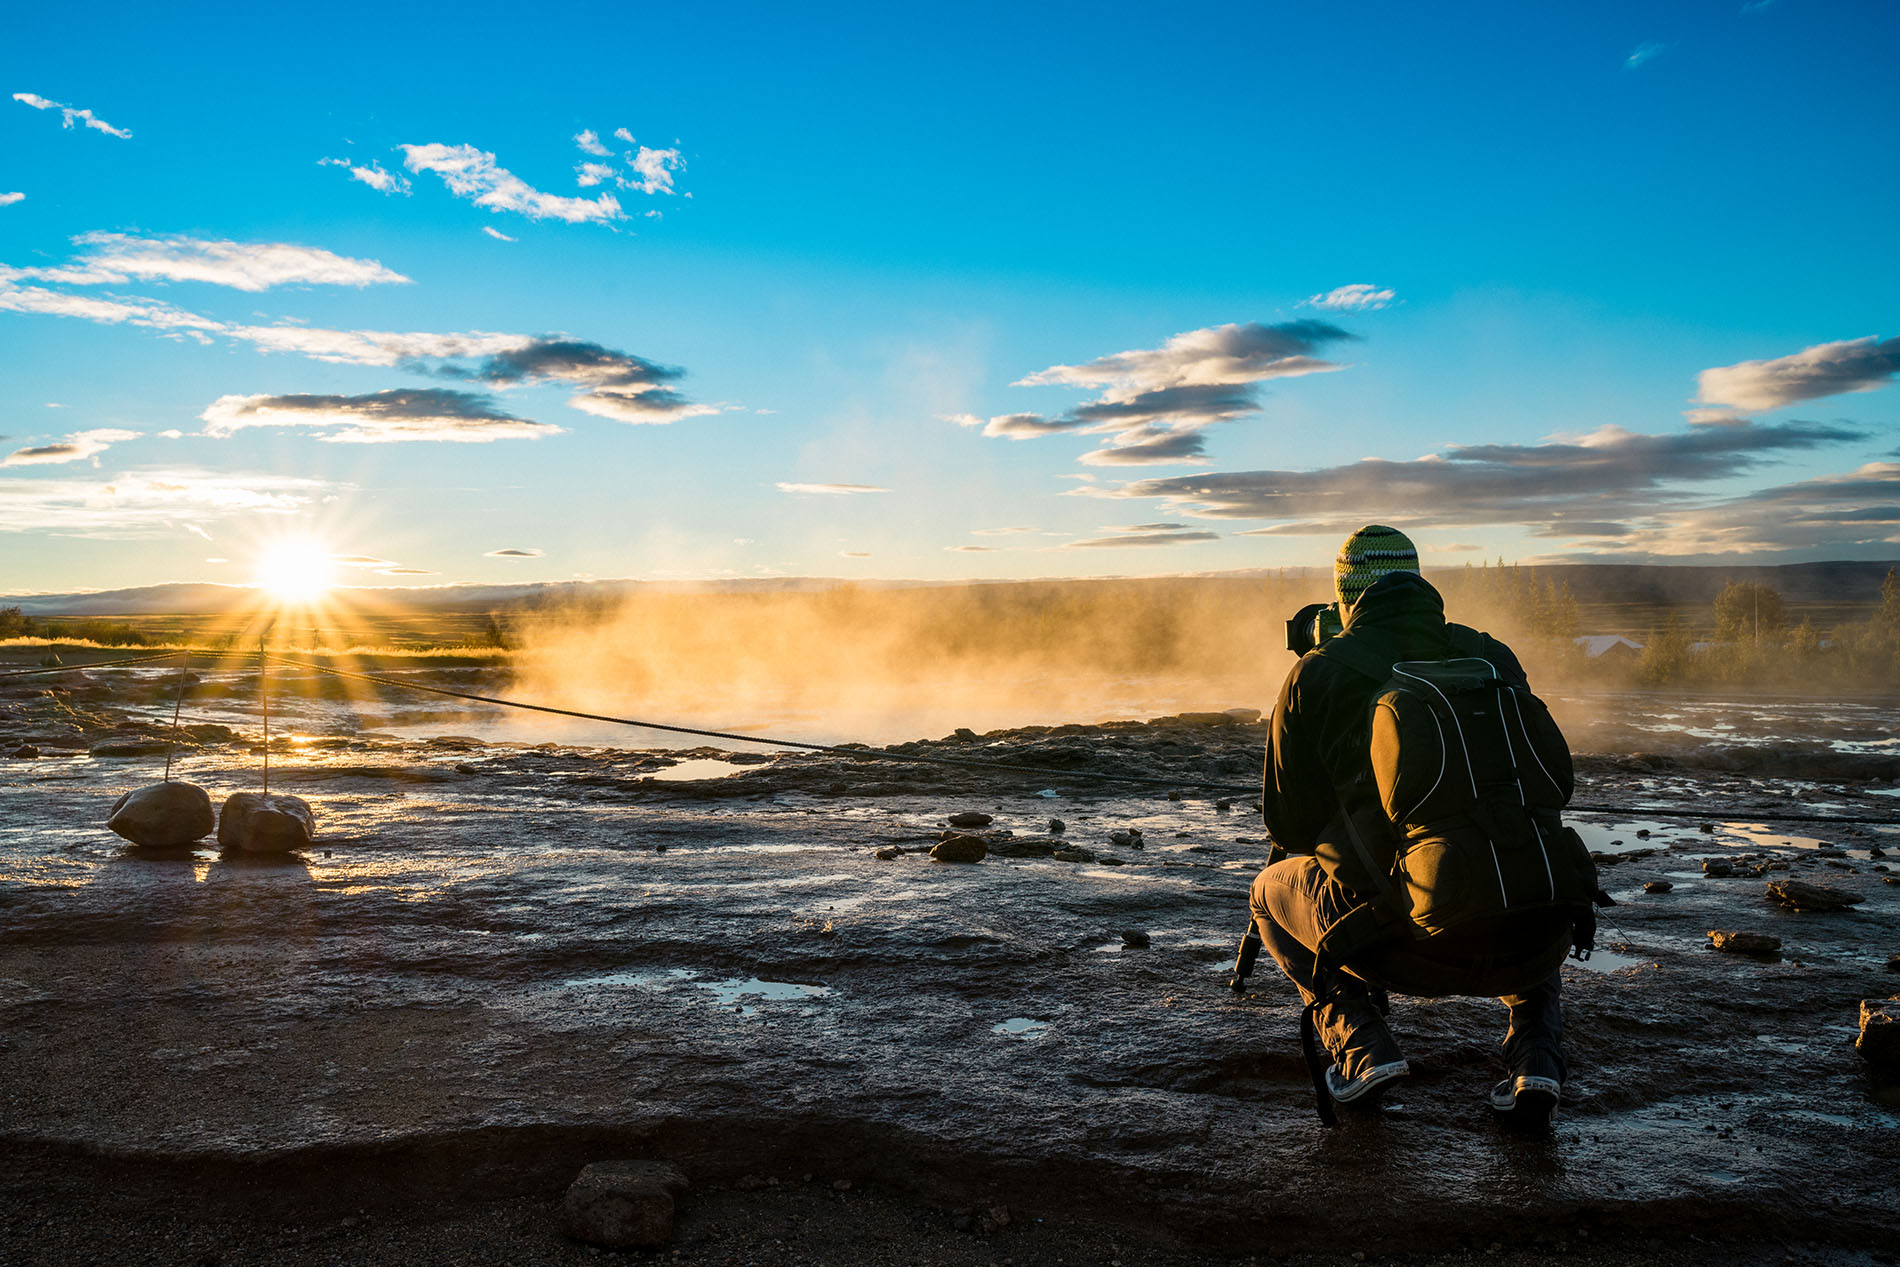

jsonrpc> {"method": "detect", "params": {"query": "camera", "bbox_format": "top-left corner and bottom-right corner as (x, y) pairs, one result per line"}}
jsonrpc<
(1284, 601), (1343, 655)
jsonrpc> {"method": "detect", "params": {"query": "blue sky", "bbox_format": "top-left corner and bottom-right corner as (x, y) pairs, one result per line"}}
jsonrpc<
(3, 0), (1897, 594)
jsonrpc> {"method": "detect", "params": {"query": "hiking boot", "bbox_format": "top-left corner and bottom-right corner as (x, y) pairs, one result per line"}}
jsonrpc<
(1325, 1058), (1410, 1109)
(1490, 1051), (1562, 1126)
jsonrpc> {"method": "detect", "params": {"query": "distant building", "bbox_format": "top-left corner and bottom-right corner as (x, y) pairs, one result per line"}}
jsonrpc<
(1575, 634), (1643, 663)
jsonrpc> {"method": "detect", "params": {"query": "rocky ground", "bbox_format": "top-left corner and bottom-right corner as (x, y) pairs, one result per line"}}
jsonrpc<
(2, 658), (1898, 1266)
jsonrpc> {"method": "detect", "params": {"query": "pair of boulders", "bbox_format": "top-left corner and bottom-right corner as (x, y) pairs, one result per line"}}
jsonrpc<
(1766, 879), (1862, 912)
(562, 1160), (688, 1249)
(106, 781), (314, 852)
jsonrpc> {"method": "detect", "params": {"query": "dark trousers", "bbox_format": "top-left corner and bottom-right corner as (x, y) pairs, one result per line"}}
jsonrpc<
(1249, 856), (1567, 1080)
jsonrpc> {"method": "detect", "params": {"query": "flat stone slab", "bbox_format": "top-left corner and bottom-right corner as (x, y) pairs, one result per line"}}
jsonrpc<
(3, 705), (1899, 1253)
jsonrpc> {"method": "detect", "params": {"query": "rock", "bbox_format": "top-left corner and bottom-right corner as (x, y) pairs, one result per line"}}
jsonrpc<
(1636, 828), (1651, 839)
(11, 745), (39, 759)
(1886, 954), (1900, 974)
(1097, 856), (1126, 866)
(946, 812), (993, 828)
(1644, 881), (1674, 894)
(1052, 847), (1094, 863)
(217, 791), (315, 853)
(1765, 879), (1863, 912)
(873, 846), (901, 861)
(1857, 998), (1900, 1071)
(1699, 823), (1716, 834)
(1702, 859), (1734, 877)
(1709, 930), (1781, 956)
(930, 833), (988, 863)
(88, 739), (175, 758)
(978, 1204), (1012, 1235)
(951, 728), (977, 742)
(1120, 929), (1150, 948)
(1215, 799), (1233, 812)
(1047, 818), (1066, 834)
(106, 781), (216, 848)
(1108, 828), (1144, 849)
(1166, 790), (1183, 802)
(561, 1159), (688, 1249)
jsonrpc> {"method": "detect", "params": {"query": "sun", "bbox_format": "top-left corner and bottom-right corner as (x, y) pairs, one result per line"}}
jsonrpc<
(253, 539), (337, 603)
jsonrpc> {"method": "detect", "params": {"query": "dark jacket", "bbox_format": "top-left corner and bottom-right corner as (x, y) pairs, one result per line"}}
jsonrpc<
(1262, 571), (1527, 855)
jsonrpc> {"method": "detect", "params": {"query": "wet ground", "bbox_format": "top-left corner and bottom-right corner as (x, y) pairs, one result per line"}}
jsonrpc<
(2, 657), (1898, 1264)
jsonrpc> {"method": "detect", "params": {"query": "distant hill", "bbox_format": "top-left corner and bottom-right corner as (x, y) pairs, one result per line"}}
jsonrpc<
(5, 561), (1895, 623)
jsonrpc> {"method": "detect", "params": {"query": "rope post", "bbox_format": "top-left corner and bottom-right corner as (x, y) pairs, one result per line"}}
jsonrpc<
(259, 626), (271, 797)
(162, 650), (190, 783)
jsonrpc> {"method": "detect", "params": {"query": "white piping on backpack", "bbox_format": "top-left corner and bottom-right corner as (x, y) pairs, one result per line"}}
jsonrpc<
(1380, 696), (1446, 824)
(1490, 670), (1557, 902)
(1393, 658), (1507, 905)
(1507, 689), (1561, 801)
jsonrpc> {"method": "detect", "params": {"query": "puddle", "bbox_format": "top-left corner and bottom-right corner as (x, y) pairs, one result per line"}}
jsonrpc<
(704, 977), (831, 1005)
(643, 758), (747, 783)
(1568, 819), (1681, 854)
(992, 1017), (1050, 1038)
(1568, 945), (1649, 972)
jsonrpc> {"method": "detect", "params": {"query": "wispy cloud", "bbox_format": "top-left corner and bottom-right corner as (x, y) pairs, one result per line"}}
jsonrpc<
(482, 226), (516, 242)
(575, 130), (611, 157)
(776, 482), (891, 495)
(945, 544), (999, 552)
(1062, 527), (1221, 549)
(485, 547), (543, 558)
(440, 337), (718, 424)
(401, 143), (625, 224)
(1080, 418), (1862, 546)
(965, 320), (1358, 466)
(1305, 283), (1395, 312)
(320, 156), (411, 195)
(0, 469), (327, 536)
(1697, 335), (1900, 412)
(201, 389), (561, 444)
(7, 232), (410, 291)
(378, 567), (438, 576)
(839, 550), (870, 558)
(0, 192), (22, 207)
(12, 92), (131, 138)
(971, 525), (1036, 536)
(2, 427), (139, 467)
(1624, 42), (1669, 71)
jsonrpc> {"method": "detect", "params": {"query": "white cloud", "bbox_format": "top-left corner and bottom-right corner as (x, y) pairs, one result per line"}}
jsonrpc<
(0, 469), (327, 536)
(321, 156), (412, 195)
(0, 192), (22, 207)
(1625, 42), (1668, 70)
(0, 281), (225, 334)
(839, 550), (870, 558)
(575, 129), (610, 157)
(482, 226), (517, 242)
(946, 545), (999, 552)
(625, 145), (683, 195)
(1697, 336), (1900, 412)
(1306, 283), (1395, 312)
(2, 427), (139, 467)
(9, 232), (410, 292)
(576, 161), (618, 188)
(485, 547), (543, 558)
(400, 143), (624, 224)
(201, 389), (561, 444)
(613, 128), (635, 144)
(224, 324), (528, 366)
(12, 92), (131, 138)
(776, 482), (891, 495)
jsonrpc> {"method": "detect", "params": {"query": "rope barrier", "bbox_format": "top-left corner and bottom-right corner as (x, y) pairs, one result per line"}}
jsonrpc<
(0, 650), (186, 677)
(262, 653), (1263, 795)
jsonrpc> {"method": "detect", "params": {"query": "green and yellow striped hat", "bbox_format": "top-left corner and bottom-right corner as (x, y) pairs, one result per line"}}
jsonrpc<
(1334, 524), (1419, 608)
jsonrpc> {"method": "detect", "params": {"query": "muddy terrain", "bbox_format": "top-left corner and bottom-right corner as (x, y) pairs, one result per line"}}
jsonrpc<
(2, 656), (1897, 1265)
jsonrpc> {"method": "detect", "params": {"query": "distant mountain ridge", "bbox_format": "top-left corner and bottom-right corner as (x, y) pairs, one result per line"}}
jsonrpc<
(6, 560), (1896, 618)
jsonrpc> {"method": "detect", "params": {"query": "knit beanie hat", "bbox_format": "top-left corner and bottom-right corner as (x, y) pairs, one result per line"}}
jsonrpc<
(1335, 524), (1419, 608)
